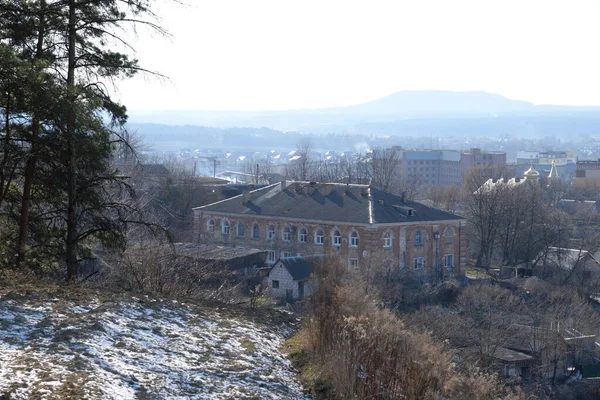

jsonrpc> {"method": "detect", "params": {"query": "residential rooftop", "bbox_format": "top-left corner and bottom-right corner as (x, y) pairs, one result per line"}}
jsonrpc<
(194, 181), (464, 225)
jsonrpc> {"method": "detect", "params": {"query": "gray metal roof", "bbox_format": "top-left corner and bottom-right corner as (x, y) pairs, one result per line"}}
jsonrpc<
(271, 255), (324, 281)
(194, 181), (464, 225)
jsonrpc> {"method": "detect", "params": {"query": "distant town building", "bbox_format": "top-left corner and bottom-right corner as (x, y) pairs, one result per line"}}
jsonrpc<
(193, 181), (467, 278)
(399, 148), (506, 187)
(516, 151), (576, 181)
(576, 159), (600, 188)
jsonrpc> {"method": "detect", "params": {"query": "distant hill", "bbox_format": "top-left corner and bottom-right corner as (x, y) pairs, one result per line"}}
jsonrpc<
(128, 90), (600, 136)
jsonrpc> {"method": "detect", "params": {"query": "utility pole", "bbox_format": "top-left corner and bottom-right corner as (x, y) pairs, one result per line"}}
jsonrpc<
(255, 163), (259, 185)
(213, 158), (216, 177)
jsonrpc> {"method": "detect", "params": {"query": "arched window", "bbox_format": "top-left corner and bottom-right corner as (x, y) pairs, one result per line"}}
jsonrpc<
(315, 229), (324, 245)
(443, 226), (455, 246)
(237, 222), (245, 237)
(221, 220), (230, 234)
(414, 231), (423, 246)
(267, 225), (275, 240)
(298, 228), (307, 243)
(349, 231), (359, 248)
(332, 229), (341, 246)
(282, 225), (291, 242)
(207, 219), (215, 233)
(252, 223), (260, 239)
(383, 232), (392, 248)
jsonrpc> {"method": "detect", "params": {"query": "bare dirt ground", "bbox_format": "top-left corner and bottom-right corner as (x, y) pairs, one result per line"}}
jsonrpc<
(0, 285), (307, 399)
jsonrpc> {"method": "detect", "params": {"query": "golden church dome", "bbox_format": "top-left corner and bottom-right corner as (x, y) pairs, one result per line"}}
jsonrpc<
(524, 165), (539, 180)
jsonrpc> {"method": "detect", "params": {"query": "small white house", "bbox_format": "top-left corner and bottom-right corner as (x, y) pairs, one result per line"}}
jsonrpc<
(267, 255), (323, 301)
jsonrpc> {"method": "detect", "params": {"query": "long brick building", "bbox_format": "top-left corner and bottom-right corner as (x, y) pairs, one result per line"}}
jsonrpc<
(193, 181), (467, 277)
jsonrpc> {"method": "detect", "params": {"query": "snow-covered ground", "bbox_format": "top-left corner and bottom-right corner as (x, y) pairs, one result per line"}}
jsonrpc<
(0, 287), (307, 399)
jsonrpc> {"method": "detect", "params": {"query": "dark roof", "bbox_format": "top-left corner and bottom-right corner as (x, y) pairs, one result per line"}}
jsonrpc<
(272, 255), (324, 281)
(138, 163), (169, 176)
(194, 181), (463, 225)
(172, 242), (265, 261)
(492, 347), (534, 363)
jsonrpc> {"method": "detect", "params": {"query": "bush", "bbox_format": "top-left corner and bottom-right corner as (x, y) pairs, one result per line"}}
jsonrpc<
(297, 258), (522, 399)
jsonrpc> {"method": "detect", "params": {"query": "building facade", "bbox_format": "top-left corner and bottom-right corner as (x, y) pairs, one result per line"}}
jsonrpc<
(399, 148), (506, 188)
(576, 159), (600, 188)
(193, 181), (467, 277)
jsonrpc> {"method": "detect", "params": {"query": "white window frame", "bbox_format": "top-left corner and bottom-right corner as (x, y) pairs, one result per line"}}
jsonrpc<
(414, 231), (423, 246)
(281, 251), (292, 259)
(443, 254), (454, 268)
(383, 232), (392, 248)
(349, 258), (359, 267)
(349, 231), (359, 248)
(282, 226), (291, 242)
(267, 225), (275, 240)
(315, 229), (324, 245)
(413, 257), (425, 270)
(267, 250), (276, 264)
(221, 220), (230, 234)
(207, 219), (215, 233)
(298, 228), (307, 243)
(332, 230), (341, 247)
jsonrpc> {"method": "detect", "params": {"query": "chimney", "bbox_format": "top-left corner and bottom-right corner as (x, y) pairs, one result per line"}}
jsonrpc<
(280, 180), (287, 190)
(378, 199), (384, 206)
(242, 189), (250, 204)
(401, 191), (406, 203)
(308, 181), (317, 195)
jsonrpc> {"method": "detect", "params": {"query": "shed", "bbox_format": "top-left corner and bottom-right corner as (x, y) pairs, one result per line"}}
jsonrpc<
(267, 255), (324, 301)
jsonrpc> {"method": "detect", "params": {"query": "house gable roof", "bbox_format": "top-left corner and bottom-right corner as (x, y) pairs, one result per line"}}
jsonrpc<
(271, 255), (324, 281)
(194, 181), (463, 225)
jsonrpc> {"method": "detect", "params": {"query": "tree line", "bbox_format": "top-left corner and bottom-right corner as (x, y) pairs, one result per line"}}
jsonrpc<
(0, 0), (165, 281)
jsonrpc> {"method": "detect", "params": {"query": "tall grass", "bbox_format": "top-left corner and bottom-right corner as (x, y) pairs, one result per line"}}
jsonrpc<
(298, 258), (522, 399)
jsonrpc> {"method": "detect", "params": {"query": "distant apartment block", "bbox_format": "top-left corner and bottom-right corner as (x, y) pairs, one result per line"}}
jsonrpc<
(516, 151), (576, 181)
(576, 159), (600, 188)
(399, 148), (506, 187)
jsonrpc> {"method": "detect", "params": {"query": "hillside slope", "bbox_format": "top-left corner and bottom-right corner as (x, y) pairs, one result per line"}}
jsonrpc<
(0, 286), (306, 399)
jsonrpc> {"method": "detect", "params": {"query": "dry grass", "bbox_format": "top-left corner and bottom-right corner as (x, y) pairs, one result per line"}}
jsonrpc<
(290, 258), (523, 400)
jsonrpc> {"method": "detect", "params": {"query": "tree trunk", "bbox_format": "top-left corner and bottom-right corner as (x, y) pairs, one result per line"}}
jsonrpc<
(66, 0), (78, 282)
(16, 0), (46, 269)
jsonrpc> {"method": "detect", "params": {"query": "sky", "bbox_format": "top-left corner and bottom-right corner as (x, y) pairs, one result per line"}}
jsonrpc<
(115, 0), (600, 111)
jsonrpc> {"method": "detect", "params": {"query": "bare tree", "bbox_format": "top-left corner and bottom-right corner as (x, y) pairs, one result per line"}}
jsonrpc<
(369, 147), (401, 190)
(285, 137), (314, 181)
(243, 154), (274, 184)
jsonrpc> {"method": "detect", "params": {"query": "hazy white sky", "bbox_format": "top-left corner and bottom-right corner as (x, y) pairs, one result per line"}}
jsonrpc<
(116, 0), (600, 111)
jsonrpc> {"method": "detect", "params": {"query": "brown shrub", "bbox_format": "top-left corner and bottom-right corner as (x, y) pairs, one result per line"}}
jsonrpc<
(300, 258), (522, 400)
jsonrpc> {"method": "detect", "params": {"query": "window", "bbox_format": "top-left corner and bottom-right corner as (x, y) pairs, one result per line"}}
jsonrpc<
(207, 219), (215, 233)
(414, 231), (423, 246)
(272, 280), (279, 289)
(267, 250), (276, 264)
(413, 257), (425, 270)
(237, 222), (245, 237)
(283, 226), (291, 242)
(332, 229), (341, 246)
(383, 232), (392, 248)
(315, 229), (324, 245)
(298, 228), (307, 243)
(281, 251), (292, 258)
(349, 258), (359, 267)
(349, 231), (359, 248)
(443, 226), (455, 246)
(443, 254), (454, 268)
(252, 223), (260, 239)
(221, 220), (230, 234)
(267, 225), (275, 240)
